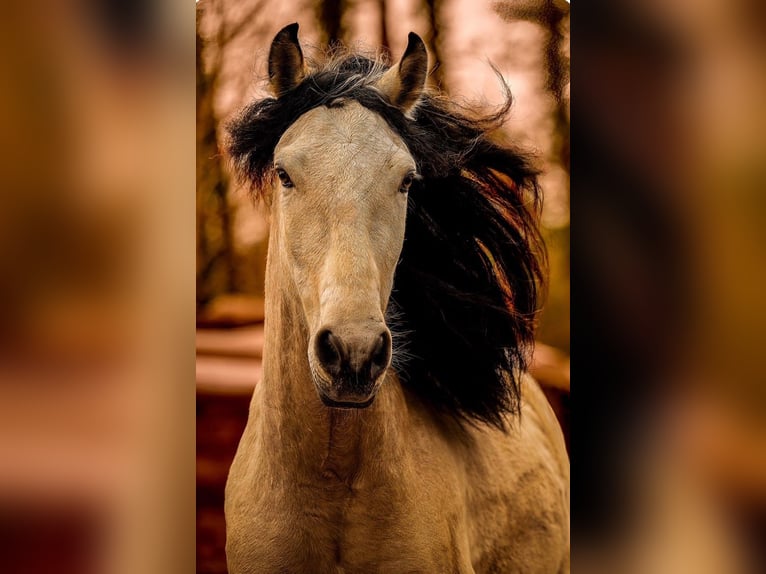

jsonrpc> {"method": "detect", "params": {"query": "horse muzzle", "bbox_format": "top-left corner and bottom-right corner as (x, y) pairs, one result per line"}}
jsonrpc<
(309, 322), (392, 408)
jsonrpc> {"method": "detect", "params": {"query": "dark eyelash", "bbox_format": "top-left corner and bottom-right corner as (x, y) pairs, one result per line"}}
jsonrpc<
(399, 172), (420, 193)
(275, 167), (294, 188)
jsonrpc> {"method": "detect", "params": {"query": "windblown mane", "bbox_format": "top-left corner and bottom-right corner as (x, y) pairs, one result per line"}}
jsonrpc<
(227, 49), (546, 428)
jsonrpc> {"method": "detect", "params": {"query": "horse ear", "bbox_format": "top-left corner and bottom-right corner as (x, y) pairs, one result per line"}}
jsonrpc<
(377, 32), (429, 116)
(268, 23), (307, 97)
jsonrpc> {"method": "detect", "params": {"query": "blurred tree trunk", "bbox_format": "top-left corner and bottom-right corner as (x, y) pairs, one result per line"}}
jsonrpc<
(542, 3), (570, 174)
(494, 0), (570, 173)
(379, 0), (390, 56)
(319, 0), (345, 45)
(197, 4), (236, 307)
(424, 0), (445, 89)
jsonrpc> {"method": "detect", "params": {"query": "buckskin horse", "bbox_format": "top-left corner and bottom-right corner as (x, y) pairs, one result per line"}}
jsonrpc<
(224, 23), (569, 573)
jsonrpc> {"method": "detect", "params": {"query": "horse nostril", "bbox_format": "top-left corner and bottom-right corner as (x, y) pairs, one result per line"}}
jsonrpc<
(315, 327), (390, 384)
(315, 328), (344, 376)
(369, 331), (391, 381)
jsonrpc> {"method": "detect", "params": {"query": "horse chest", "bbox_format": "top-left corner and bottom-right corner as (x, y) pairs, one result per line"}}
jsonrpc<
(300, 482), (448, 566)
(230, 476), (467, 573)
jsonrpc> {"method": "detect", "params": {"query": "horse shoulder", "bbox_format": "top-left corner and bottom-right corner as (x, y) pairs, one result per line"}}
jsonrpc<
(463, 375), (570, 573)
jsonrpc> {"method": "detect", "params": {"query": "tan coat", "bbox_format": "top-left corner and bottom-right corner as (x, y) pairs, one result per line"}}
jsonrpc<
(225, 249), (569, 574)
(225, 24), (569, 573)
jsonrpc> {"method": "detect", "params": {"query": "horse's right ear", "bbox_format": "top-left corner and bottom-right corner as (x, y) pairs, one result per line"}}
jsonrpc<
(268, 23), (306, 97)
(376, 32), (429, 117)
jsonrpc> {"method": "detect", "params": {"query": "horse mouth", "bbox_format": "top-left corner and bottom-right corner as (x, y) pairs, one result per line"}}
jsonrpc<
(310, 363), (381, 409)
(317, 391), (376, 409)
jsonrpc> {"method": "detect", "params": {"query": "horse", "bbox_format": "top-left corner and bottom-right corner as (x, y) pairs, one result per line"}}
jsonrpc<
(224, 23), (569, 573)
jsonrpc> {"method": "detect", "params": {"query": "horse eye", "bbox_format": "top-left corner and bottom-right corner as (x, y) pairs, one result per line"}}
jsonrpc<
(276, 168), (294, 188)
(399, 173), (415, 194)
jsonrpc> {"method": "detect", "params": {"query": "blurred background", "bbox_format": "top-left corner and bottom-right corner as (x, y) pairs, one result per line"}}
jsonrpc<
(577, 0), (766, 572)
(0, 0), (195, 573)
(195, 1), (570, 572)
(1, 0), (764, 572)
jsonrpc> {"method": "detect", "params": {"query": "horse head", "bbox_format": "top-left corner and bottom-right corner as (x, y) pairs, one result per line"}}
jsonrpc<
(267, 24), (428, 407)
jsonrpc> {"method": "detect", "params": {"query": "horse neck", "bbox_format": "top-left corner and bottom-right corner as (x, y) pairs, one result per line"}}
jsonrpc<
(257, 229), (408, 481)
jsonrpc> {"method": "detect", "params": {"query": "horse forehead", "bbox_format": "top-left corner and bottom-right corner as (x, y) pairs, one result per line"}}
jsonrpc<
(277, 102), (409, 164)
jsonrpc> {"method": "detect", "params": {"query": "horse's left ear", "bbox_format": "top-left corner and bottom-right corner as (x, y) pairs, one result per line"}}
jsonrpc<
(377, 32), (429, 116)
(268, 23), (307, 97)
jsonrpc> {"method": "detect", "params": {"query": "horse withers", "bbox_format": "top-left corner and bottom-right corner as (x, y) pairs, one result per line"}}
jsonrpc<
(225, 23), (569, 573)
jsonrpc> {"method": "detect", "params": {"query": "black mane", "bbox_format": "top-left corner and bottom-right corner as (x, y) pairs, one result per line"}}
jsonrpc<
(227, 50), (546, 429)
